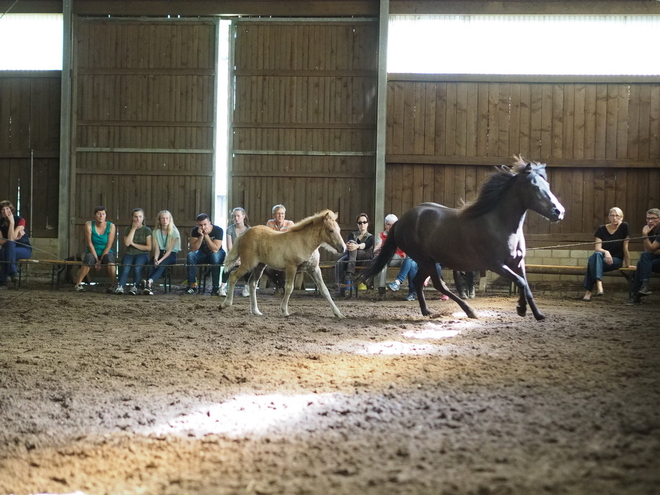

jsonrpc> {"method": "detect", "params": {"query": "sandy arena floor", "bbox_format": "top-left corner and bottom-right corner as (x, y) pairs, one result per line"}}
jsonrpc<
(0, 285), (659, 495)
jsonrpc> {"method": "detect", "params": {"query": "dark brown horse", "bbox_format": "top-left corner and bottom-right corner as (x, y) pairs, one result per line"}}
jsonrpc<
(359, 157), (565, 320)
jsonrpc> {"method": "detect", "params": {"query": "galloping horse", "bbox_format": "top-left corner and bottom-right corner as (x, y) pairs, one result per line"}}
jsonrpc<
(359, 157), (565, 320)
(220, 209), (346, 318)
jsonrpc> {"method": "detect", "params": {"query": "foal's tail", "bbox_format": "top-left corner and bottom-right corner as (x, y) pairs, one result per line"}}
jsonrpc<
(357, 222), (399, 283)
(224, 236), (242, 272)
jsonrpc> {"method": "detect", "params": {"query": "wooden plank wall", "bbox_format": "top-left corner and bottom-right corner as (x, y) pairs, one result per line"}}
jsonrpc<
(386, 79), (660, 243)
(0, 72), (60, 238)
(71, 18), (216, 254)
(230, 21), (378, 232)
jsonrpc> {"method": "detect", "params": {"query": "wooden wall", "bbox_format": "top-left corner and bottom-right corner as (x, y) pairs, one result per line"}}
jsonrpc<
(0, 72), (60, 238)
(70, 18), (216, 253)
(386, 77), (660, 243)
(230, 20), (378, 231)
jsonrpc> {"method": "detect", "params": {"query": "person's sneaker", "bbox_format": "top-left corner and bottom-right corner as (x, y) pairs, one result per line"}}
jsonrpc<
(626, 296), (641, 305)
(106, 286), (116, 294)
(388, 280), (401, 292)
(114, 286), (125, 295)
(211, 286), (220, 296)
(185, 284), (197, 294)
(241, 285), (250, 297)
(128, 285), (139, 295)
(405, 293), (417, 301)
(441, 294), (450, 301)
(0, 283), (7, 290)
(142, 281), (153, 295)
(468, 287), (476, 299)
(74, 284), (85, 292)
(638, 283), (652, 296)
(10, 272), (18, 284)
(219, 285), (228, 297)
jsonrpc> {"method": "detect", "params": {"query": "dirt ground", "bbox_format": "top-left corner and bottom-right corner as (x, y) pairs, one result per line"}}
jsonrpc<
(0, 284), (659, 495)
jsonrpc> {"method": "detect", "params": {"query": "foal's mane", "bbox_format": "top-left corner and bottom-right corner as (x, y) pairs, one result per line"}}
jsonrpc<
(288, 209), (336, 232)
(459, 156), (545, 219)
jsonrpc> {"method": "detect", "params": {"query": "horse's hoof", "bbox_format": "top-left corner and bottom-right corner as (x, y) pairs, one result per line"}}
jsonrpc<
(334, 312), (345, 319)
(421, 309), (432, 317)
(534, 313), (546, 321)
(466, 311), (479, 319)
(516, 305), (527, 317)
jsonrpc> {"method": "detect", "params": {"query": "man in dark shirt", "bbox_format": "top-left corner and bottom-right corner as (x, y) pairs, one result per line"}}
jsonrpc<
(186, 213), (225, 295)
(629, 208), (660, 304)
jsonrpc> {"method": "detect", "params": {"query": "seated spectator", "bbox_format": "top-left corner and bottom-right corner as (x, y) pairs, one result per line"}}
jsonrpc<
(142, 210), (181, 295)
(264, 204), (294, 294)
(581, 207), (630, 301)
(335, 213), (374, 297)
(73, 206), (117, 292)
(266, 204), (294, 232)
(0, 200), (32, 289)
(628, 208), (660, 304)
(453, 270), (478, 299)
(219, 207), (250, 297)
(115, 208), (152, 294)
(374, 214), (418, 301)
(186, 213), (225, 296)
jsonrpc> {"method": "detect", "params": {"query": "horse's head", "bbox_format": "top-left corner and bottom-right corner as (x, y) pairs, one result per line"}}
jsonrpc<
(317, 210), (346, 254)
(513, 157), (565, 222)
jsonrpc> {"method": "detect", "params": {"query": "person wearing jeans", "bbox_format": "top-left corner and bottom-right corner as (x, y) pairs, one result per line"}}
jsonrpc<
(186, 213), (225, 295)
(629, 208), (660, 304)
(581, 207), (630, 302)
(143, 210), (181, 295)
(115, 208), (152, 295)
(0, 200), (32, 289)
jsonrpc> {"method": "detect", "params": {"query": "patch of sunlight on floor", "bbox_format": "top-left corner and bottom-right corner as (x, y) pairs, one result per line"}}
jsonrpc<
(144, 393), (332, 438)
(356, 340), (441, 355)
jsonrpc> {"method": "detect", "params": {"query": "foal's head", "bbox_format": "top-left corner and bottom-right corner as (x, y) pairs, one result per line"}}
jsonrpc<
(292, 209), (345, 254)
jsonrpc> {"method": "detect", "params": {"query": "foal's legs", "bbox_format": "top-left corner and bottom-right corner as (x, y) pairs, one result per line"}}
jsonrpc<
(308, 266), (344, 318)
(220, 263), (253, 310)
(426, 264), (478, 319)
(248, 264), (267, 316)
(279, 265), (299, 317)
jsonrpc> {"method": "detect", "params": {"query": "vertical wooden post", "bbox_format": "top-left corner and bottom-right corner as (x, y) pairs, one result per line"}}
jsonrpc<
(374, 0), (389, 225)
(58, 0), (73, 258)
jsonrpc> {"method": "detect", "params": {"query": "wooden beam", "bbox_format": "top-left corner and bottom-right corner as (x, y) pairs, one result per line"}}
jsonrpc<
(386, 155), (660, 169)
(389, 74), (660, 85)
(390, 1), (660, 15)
(71, 1), (379, 16)
(0, 1), (62, 13)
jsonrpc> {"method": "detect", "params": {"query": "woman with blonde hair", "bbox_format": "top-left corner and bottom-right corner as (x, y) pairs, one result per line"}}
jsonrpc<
(219, 207), (250, 297)
(142, 210), (181, 295)
(581, 206), (630, 301)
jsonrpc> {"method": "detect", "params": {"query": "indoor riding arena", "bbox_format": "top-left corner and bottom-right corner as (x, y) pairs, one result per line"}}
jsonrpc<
(1, 1), (659, 495)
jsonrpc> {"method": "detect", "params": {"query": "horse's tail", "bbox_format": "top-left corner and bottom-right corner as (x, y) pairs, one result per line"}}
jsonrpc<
(224, 235), (242, 271)
(356, 222), (399, 283)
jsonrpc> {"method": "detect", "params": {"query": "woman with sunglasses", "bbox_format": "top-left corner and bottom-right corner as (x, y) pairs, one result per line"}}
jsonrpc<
(335, 213), (374, 297)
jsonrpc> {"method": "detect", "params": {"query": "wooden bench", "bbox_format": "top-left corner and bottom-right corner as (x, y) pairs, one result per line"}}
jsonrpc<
(511, 263), (638, 295)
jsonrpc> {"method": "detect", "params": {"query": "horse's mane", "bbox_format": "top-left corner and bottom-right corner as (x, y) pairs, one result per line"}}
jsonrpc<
(459, 156), (546, 219)
(288, 209), (336, 232)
